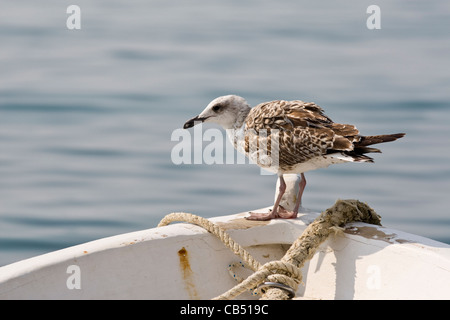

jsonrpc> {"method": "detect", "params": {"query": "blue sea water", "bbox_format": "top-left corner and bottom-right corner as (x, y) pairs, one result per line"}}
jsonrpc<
(1, 0), (450, 266)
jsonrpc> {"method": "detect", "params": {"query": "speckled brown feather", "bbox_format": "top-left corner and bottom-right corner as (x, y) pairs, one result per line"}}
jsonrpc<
(243, 100), (404, 171)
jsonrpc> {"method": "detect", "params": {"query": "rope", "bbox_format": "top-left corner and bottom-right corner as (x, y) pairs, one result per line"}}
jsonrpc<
(157, 199), (381, 300)
(158, 212), (261, 271)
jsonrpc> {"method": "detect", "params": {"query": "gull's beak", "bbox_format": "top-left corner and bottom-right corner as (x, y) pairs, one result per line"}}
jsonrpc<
(183, 115), (209, 129)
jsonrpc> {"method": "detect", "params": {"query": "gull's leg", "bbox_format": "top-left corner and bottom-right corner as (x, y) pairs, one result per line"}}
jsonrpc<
(246, 174), (286, 221)
(291, 173), (306, 216)
(273, 173), (306, 219)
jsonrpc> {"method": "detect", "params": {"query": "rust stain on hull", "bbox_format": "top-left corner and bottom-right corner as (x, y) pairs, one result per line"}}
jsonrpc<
(177, 247), (199, 299)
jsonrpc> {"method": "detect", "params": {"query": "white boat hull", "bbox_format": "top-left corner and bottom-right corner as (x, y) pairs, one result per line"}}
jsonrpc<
(1, 207), (450, 300)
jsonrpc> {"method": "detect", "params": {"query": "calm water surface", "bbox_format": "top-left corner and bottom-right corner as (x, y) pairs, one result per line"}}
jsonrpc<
(1, 1), (450, 266)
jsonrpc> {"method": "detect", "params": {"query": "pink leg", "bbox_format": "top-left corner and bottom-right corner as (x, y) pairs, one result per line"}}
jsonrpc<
(246, 175), (287, 221)
(276, 173), (306, 219)
(292, 173), (306, 214)
(247, 173), (307, 221)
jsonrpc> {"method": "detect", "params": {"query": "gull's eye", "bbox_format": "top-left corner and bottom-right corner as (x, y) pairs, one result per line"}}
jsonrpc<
(212, 104), (222, 112)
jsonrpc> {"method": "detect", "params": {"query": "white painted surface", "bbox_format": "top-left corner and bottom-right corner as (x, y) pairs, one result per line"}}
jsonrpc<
(1, 207), (449, 300)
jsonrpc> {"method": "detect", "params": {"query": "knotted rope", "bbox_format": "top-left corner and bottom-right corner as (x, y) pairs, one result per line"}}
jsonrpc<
(157, 199), (381, 300)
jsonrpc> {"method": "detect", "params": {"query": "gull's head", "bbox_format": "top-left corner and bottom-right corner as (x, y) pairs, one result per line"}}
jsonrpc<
(183, 95), (251, 130)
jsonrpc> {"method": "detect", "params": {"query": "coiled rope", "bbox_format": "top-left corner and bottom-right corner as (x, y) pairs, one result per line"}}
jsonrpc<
(157, 199), (381, 300)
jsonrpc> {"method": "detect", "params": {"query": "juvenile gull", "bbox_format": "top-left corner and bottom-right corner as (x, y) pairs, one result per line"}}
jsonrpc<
(184, 95), (405, 221)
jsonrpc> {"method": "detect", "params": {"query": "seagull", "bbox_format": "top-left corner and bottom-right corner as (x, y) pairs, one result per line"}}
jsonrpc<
(183, 95), (405, 221)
